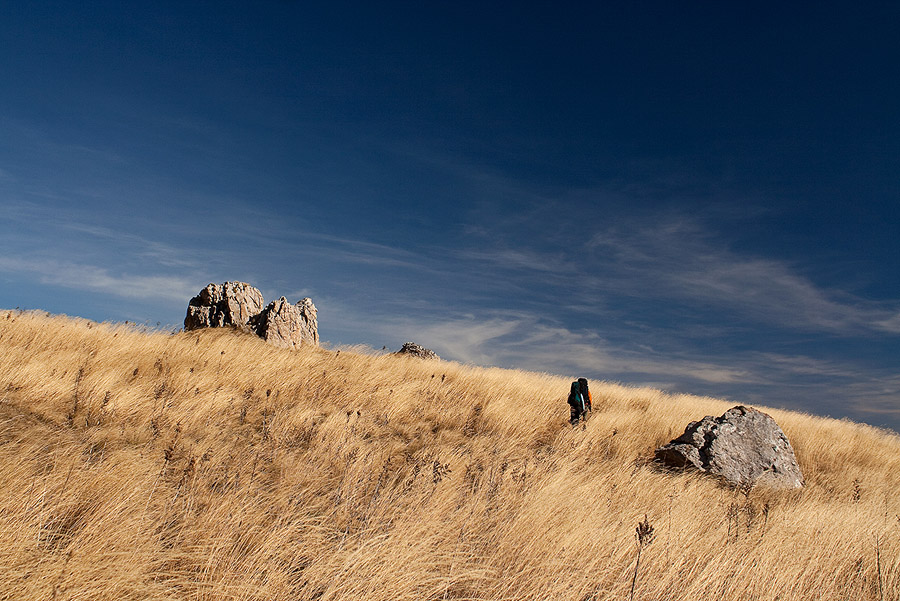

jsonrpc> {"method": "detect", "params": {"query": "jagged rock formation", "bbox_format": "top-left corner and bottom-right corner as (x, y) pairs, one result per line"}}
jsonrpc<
(250, 296), (319, 349)
(655, 406), (804, 489)
(184, 282), (265, 330)
(396, 342), (439, 360)
(184, 282), (318, 349)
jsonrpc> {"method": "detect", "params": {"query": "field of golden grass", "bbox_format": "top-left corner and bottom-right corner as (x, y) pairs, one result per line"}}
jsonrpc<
(1, 309), (899, 600)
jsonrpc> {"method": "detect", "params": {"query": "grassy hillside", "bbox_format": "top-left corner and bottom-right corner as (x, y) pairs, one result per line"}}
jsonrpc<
(1, 310), (899, 600)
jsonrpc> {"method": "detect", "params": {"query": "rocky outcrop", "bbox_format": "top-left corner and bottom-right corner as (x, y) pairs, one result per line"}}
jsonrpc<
(396, 342), (439, 360)
(655, 406), (804, 489)
(250, 296), (319, 349)
(184, 282), (265, 331)
(184, 282), (318, 349)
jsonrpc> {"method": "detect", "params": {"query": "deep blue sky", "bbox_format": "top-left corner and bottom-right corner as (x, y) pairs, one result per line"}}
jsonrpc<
(3, 2), (900, 430)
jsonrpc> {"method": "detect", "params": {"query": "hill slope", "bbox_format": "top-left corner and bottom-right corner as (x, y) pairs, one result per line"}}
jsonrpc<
(1, 310), (899, 600)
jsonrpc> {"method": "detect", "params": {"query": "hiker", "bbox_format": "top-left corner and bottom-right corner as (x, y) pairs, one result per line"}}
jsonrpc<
(567, 378), (592, 425)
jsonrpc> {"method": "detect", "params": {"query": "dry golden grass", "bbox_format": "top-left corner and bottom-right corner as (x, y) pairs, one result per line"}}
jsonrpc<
(1, 309), (899, 600)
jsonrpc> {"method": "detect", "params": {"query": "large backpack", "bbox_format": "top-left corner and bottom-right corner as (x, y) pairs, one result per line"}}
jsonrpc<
(577, 377), (591, 411)
(567, 380), (582, 409)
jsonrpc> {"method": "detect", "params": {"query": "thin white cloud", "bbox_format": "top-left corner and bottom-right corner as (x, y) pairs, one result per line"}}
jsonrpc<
(344, 309), (754, 385)
(53, 223), (200, 269)
(842, 376), (900, 419)
(0, 257), (197, 304)
(749, 353), (856, 379)
(453, 247), (574, 274)
(1, 199), (439, 284)
(383, 157), (900, 339)
(586, 217), (900, 335)
(874, 312), (900, 333)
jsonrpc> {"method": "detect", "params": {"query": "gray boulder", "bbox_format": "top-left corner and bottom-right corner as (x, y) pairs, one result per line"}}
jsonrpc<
(184, 282), (265, 331)
(250, 296), (319, 349)
(396, 342), (439, 360)
(655, 406), (804, 489)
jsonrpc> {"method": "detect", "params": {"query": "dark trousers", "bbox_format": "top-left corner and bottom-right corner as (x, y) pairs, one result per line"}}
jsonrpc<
(570, 403), (582, 425)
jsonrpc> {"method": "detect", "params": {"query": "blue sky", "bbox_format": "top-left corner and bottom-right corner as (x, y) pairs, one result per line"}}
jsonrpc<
(2, 2), (900, 431)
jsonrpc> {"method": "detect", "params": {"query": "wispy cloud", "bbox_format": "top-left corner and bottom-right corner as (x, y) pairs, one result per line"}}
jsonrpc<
(416, 316), (752, 384)
(452, 247), (574, 274)
(285, 233), (437, 272)
(390, 156), (900, 338)
(56, 223), (201, 269)
(584, 216), (900, 335)
(331, 307), (754, 385)
(0, 257), (197, 304)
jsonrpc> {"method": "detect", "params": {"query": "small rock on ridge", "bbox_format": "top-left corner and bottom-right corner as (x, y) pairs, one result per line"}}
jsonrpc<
(396, 342), (439, 360)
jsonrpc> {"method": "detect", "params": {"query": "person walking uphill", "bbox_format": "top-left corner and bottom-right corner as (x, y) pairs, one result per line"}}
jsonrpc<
(567, 377), (592, 425)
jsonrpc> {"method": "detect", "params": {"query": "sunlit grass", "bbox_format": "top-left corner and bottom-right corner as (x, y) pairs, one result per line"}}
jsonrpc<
(1, 309), (898, 600)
